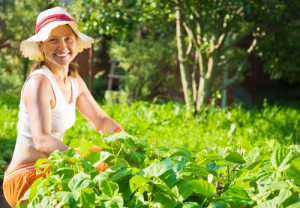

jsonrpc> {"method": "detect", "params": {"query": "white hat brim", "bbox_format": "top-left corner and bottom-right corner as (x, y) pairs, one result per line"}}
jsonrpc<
(20, 21), (94, 61)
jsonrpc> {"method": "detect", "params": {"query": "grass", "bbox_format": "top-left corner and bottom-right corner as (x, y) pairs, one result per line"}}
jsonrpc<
(1, 94), (300, 164)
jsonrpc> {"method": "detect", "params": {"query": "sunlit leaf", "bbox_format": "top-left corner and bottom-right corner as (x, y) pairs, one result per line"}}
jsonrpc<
(224, 151), (245, 164)
(190, 179), (216, 197)
(153, 191), (177, 208)
(271, 148), (293, 172)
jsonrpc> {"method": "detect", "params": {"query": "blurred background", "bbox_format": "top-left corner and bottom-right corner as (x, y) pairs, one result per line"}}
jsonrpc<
(1, 0), (300, 107)
(1, 0), (300, 206)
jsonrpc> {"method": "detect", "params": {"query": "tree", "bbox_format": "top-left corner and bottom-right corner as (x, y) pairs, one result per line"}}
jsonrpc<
(251, 0), (300, 83)
(69, 0), (300, 112)
(173, 0), (259, 113)
(69, 0), (176, 101)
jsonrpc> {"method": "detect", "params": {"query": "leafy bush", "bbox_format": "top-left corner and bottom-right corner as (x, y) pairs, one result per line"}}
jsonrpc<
(17, 133), (300, 207)
(109, 38), (176, 101)
(1, 93), (300, 207)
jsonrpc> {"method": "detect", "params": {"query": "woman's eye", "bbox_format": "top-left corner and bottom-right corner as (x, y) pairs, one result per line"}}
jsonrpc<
(66, 37), (74, 42)
(49, 38), (57, 43)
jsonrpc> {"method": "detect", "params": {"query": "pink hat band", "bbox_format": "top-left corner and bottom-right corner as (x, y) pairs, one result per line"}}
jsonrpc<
(35, 14), (74, 34)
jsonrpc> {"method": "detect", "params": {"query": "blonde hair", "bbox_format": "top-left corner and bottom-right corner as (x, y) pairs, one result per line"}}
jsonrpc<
(31, 61), (79, 78)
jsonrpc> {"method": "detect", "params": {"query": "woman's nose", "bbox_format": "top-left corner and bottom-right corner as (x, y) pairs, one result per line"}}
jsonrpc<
(58, 39), (67, 49)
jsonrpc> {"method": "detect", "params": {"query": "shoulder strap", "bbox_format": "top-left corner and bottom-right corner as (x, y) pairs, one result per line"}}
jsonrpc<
(20, 67), (61, 104)
(70, 77), (79, 101)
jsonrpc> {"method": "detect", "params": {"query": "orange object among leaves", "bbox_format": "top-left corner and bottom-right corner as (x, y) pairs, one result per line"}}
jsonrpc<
(75, 145), (108, 172)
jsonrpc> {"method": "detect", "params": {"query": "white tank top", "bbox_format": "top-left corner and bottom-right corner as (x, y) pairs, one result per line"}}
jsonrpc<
(16, 65), (79, 147)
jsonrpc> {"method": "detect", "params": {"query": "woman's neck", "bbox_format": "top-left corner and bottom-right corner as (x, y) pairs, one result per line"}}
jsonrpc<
(43, 62), (69, 84)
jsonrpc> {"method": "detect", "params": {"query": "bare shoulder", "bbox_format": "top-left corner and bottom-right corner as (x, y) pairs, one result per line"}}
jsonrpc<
(75, 73), (85, 85)
(24, 74), (51, 93)
(23, 74), (52, 102)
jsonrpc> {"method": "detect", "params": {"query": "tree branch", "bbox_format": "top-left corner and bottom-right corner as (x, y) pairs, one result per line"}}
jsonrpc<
(217, 62), (245, 91)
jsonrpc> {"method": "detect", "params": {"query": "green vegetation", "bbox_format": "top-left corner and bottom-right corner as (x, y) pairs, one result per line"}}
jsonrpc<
(17, 133), (300, 207)
(1, 0), (300, 206)
(1, 94), (300, 207)
(1, 0), (300, 111)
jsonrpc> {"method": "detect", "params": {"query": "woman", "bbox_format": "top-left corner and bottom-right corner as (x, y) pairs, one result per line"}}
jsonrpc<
(2, 7), (123, 207)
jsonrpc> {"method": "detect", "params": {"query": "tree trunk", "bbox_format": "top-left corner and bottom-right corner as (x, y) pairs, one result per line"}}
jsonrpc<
(221, 65), (228, 108)
(175, 6), (191, 112)
(196, 76), (206, 112)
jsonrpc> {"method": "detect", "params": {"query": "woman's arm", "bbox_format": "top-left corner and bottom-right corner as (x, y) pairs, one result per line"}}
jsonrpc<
(75, 74), (122, 134)
(23, 75), (69, 155)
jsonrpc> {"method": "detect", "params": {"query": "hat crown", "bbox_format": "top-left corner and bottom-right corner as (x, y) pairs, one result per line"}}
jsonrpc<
(36, 7), (72, 25)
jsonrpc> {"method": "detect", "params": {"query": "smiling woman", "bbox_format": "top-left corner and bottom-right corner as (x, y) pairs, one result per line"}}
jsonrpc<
(39, 25), (78, 71)
(2, 7), (124, 207)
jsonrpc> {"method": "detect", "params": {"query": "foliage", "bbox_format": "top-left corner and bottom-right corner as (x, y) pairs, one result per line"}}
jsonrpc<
(69, 0), (300, 111)
(251, 0), (300, 83)
(1, 93), (300, 206)
(109, 38), (176, 101)
(0, 70), (22, 96)
(17, 133), (300, 207)
(69, 0), (177, 101)
(69, 0), (173, 41)
(0, 0), (66, 82)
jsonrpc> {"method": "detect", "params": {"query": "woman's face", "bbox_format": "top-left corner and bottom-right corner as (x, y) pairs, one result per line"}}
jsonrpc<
(39, 24), (77, 70)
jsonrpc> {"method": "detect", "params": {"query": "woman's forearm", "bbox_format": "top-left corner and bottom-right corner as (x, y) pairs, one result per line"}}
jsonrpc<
(33, 134), (69, 155)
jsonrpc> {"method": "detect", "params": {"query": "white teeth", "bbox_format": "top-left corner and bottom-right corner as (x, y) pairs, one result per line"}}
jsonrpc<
(55, 53), (69, 57)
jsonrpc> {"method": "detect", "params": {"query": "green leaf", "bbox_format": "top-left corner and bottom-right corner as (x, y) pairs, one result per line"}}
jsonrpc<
(153, 191), (177, 208)
(40, 196), (53, 207)
(244, 147), (261, 169)
(171, 181), (194, 201)
(190, 179), (216, 197)
(103, 132), (133, 143)
(85, 151), (113, 165)
(270, 181), (289, 191)
(179, 162), (209, 179)
(143, 158), (173, 177)
(207, 200), (231, 208)
(272, 189), (292, 206)
(99, 178), (119, 200)
(222, 187), (252, 205)
(68, 172), (95, 191)
(206, 161), (222, 176)
(28, 177), (44, 200)
(129, 175), (148, 192)
(68, 138), (81, 148)
(182, 202), (202, 208)
(54, 167), (77, 180)
(104, 195), (124, 208)
(109, 165), (133, 181)
(55, 191), (77, 206)
(159, 168), (178, 187)
(287, 158), (300, 186)
(16, 200), (29, 208)
(224, 151), (245, 164)
(35, 158), (50, 169)
(152, 177), (176, 199)
(80, 139), (94, 157)
(271, 148), (293, 172)
(80, 188), (96, 208)
(255, 200), (277, 208)
(286, 202), (300, 208)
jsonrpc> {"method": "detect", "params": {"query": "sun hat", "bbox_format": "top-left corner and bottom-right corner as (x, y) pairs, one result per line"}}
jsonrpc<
(20, 6), (94, 61)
